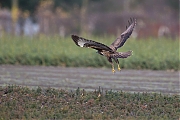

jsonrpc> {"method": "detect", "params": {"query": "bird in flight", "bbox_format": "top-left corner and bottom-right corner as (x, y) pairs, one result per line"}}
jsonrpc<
(71, 18), (136, 73)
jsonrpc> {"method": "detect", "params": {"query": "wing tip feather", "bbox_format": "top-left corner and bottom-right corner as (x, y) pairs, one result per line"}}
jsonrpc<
(71, 34), (78, 39)
(129, 50), (133, 56)
(71, 34), (80, 47)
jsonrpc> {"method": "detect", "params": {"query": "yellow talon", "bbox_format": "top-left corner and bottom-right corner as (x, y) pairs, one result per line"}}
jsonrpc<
(118, 64), (121, 71)
(112, 68), (115, 73)
(111, 63), (115, 73)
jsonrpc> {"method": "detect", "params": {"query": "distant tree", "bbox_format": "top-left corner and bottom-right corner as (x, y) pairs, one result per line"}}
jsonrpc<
(0, 0), (103, 14)
(53, 0), (103, 11)
(131, 0), (179, 12)
(52, 0), (103, 35)
(165, 0), (179, 11)
(0, 0), (40, 15)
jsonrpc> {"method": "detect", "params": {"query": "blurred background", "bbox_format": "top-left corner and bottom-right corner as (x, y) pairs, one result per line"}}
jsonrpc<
(0, 0), (179, 38)
(0, 0), (179, 100)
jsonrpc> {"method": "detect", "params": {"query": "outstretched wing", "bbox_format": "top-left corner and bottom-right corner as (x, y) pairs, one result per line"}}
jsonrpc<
(71, 35), (113, 52)
(110, 50), (132, 58)
(110, 18), (136, 51)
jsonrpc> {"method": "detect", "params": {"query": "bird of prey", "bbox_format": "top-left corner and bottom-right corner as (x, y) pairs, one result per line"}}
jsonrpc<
(71, 18), (136, 73)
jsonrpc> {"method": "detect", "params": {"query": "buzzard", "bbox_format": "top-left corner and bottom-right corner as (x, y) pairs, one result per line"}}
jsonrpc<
(71, 18), (136, 73)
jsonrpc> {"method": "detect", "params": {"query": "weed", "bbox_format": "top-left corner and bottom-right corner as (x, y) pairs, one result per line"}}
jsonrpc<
(0, 85), (179, 119)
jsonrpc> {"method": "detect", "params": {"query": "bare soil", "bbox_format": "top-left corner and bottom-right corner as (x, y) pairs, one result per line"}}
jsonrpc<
(0, 65), (179, 94)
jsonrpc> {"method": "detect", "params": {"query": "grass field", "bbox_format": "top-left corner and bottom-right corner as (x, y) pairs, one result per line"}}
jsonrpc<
(0, 35), (179, 70)
(0, 85), (179, 119)
(0, 35), (179, 119)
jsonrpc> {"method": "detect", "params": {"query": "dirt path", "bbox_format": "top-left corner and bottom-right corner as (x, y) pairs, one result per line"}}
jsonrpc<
(0, 65), (179, 94)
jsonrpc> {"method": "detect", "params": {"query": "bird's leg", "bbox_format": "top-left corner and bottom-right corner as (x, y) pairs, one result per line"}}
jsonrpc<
(111, 63), (115, 73)
(108, 57), (115, 73)
(114, 58), (121, 71)
(118, 64), (121, 71)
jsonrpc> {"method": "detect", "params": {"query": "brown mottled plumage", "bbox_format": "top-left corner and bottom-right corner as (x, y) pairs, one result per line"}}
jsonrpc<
(71, 18), (136, 73)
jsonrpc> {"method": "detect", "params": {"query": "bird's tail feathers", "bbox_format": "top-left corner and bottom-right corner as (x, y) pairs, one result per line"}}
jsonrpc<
(111, 50), (133, 58)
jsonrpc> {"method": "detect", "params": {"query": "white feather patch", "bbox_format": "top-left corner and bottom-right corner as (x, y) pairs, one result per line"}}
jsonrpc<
(78, 40), (86, 47)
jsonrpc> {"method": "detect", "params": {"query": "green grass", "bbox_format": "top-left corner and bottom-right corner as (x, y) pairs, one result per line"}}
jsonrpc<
(0, 35), (179, 70)
(0, 85), (179, 119)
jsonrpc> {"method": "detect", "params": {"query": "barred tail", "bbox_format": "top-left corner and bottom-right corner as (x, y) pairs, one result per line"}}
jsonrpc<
(110, 50), (132, 58)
